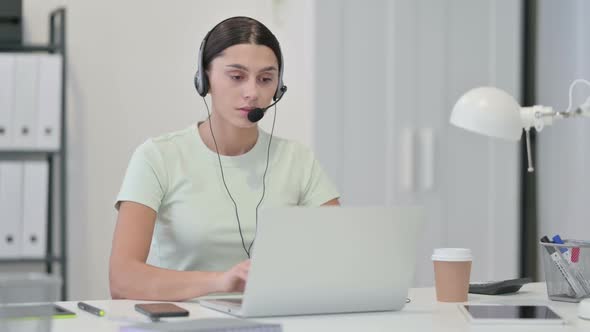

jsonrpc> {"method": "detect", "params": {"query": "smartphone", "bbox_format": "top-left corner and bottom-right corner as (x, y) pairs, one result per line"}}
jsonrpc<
(134, 303), (189, 319)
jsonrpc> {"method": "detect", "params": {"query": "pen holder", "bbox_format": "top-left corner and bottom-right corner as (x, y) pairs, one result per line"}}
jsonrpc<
(540, 239), (590, 302)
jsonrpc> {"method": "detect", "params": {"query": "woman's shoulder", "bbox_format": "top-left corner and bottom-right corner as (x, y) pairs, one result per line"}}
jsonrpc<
(136, 126), (194, 151)
(131, 126), (195, 162)
(149, 126), (195, 146)
(261, 131), (315, 160)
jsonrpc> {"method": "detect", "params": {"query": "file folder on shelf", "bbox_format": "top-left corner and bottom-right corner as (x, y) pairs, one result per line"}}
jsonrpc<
(0, 7), (67, 301)
(36, 54), (62, 151)
(20, 160), (48, 258)
(13, 54), (39, 149)
(0, 161), (23, 258)
(0, 54), (15, 149)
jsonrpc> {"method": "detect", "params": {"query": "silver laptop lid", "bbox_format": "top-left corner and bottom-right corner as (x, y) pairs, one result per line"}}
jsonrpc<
(240, 206), (424, 317)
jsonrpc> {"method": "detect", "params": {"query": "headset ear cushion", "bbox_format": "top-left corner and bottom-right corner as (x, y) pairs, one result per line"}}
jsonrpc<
(194, 70), (201, 95)
(195, 36), (209, 97)
(274, 82), (288, 101)
(273, 51), (286, 101)
(273, 85), (283, 101)
(195, 69), (209, 97)
(201, 74), (209, 96)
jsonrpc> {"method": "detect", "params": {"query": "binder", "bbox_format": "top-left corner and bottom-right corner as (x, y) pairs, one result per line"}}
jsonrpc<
(20, 160), (48, 258)
(36, 54), (62, 150)
(0, 54), (15, 149)
(13, 54), (39, 149)
(0, 161), (23, 258)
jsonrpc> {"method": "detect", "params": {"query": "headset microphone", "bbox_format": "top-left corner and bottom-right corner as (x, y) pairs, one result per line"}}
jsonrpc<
(247, 86), (288, 123)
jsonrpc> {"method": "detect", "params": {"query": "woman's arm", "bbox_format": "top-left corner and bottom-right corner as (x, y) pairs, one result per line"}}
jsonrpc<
(322, 198), (340, 206)
(109, 201), (248, 301)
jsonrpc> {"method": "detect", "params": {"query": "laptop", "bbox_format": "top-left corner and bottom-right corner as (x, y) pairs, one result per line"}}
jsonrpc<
(199, 206), (424, 317)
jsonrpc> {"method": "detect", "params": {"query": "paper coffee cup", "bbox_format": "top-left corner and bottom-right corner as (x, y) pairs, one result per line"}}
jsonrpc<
(432, 248), (472, 302)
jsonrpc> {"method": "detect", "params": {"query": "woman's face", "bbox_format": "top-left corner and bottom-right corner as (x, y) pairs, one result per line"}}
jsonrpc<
(207, 43), (280, 128)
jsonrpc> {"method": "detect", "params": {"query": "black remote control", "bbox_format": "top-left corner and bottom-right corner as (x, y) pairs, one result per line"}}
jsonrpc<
(469, 277), (532, 295)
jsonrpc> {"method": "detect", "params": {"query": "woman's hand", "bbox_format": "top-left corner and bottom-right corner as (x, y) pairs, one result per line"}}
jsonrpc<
(215, 260), (251, 293)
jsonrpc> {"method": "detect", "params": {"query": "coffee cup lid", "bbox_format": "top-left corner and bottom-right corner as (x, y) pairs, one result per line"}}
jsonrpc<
(431, 248), (472, 261)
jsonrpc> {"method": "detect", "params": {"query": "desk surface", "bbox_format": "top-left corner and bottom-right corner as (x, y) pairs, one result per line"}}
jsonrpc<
(17, 283), (590, 331)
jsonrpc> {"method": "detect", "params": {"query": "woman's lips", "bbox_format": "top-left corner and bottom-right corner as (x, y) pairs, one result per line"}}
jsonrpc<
(238, 108), (255, 116)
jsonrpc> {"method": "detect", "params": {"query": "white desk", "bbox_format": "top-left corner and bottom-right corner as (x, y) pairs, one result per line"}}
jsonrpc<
(33, 283), (590, 331)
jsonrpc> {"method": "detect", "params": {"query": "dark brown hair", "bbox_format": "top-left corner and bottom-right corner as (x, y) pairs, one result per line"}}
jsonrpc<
(203, 17), (282, 71)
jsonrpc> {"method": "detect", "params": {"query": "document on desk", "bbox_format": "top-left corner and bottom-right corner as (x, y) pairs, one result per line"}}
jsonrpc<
(119, 318), (282, 332)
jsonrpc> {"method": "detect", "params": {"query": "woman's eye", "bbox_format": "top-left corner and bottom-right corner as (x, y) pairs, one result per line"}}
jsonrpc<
(259, 77), (273, 84)
(230, 75), (243, 81)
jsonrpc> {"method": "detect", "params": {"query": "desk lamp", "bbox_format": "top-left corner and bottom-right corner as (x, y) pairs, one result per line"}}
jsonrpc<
(450, 79), (590, 172)
(450, 80), (590, 315)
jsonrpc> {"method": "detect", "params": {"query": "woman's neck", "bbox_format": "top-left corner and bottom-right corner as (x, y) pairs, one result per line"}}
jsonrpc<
(198, 112), (258, 156)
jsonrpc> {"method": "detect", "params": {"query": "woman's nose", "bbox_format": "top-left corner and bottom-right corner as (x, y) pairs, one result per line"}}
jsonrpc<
(242, 78), (260, 101)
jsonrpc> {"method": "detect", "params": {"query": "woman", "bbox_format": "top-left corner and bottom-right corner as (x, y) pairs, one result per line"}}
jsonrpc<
(109, 16), (340, 301)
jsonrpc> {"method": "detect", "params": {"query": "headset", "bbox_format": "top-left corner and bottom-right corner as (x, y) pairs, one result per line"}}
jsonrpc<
(194, 17), (287, 102)
(194, 17), (287, 258)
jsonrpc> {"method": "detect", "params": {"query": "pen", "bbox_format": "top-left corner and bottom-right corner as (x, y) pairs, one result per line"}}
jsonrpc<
(77, 302), (105, 317)
(552, 235), (590, 294)
(541, 236), (586, 298)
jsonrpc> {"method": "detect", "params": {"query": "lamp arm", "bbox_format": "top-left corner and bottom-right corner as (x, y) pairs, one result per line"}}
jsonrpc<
(519, 108), (549, 173)
(520, 106), (554, 132)
(520, 107), (552, 173)
(518, 79), (590, 173)
(564, 79), (590, 114)
(524, 128), (534, 172)
(539, 79), (590, 120)
(546, 96), (590, 119)
(522, 79), (590, 127)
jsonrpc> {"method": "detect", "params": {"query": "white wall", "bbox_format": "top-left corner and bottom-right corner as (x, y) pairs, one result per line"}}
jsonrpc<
(314, 0), (520, 286)
(17, 0), (531, 299)
(23, 0), (316, 300)
(537, 0), (590, 276)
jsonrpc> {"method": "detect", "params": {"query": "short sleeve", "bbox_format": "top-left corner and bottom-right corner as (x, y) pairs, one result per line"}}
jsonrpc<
(298, 146), (340, 206)
(115, 140), (168, 212)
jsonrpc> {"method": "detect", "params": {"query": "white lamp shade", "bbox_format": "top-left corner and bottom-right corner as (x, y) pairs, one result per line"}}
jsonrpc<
(450, 87), (523, 141)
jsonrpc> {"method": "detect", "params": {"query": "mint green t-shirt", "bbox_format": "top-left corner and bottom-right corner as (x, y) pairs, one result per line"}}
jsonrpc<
(115, 124), (340, 272)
